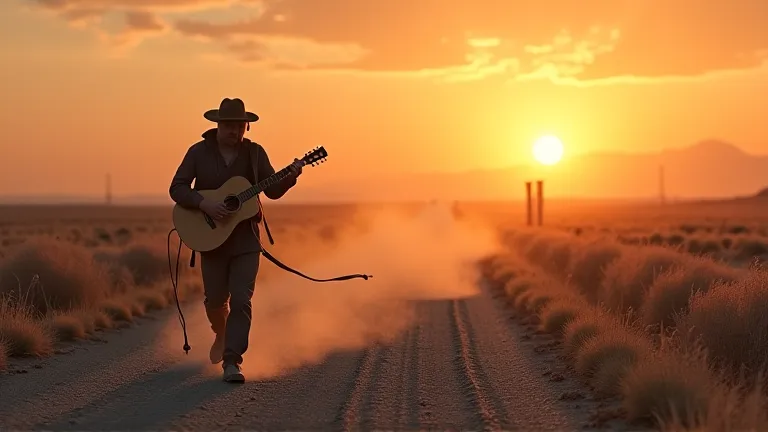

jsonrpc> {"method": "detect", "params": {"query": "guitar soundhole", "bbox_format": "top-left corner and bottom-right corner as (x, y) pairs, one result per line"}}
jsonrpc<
(223, 195), (241, 212)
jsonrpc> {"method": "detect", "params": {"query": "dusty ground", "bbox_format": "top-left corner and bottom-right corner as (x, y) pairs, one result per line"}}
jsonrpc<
(0, 281), (619, 431)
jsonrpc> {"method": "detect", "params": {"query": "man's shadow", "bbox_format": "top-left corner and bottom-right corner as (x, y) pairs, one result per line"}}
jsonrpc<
(37, 360), (242, 430)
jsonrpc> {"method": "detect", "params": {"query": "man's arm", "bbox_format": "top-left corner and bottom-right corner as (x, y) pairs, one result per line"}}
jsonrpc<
(169, 145), (205, 209)
(257, 145), (297, 200)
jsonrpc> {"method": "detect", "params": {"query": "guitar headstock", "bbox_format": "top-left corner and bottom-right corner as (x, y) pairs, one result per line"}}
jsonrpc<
(301, 146), (328, 167)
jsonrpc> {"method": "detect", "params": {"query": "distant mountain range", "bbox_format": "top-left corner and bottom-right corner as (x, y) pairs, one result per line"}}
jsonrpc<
(288, 140), (768, 202)
(2, 140), (766, 204)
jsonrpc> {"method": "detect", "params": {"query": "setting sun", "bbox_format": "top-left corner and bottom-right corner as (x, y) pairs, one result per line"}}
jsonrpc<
(532, 135), (564, 166)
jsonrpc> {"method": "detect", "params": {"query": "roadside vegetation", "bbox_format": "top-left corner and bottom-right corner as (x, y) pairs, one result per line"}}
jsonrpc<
(0, 227), (200, 371)
(482, 228), (768, 430)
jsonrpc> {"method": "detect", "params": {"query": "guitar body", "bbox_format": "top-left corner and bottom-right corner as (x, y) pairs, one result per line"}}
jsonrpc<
(172, 176), (261, 252)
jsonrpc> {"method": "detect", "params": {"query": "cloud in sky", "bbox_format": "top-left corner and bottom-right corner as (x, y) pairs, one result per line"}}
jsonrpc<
(29, 0), (768, 84)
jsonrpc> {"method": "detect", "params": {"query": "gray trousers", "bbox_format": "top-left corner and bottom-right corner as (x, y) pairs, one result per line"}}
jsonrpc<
(200, 250), (260, 366)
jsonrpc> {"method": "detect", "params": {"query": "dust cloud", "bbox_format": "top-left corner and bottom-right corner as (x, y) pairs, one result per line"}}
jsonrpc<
(178, 203), (501, 379)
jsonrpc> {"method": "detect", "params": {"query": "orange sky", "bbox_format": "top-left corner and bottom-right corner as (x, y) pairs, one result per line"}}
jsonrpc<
(0, 0), (766, 202)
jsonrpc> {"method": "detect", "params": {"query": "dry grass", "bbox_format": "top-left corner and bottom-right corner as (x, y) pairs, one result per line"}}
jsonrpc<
(502, 276), (537, 307)
(680, 271), (768, 379)
(0, 296), (54, 357)
(599, 246), (687, 315)
(49, 312), (88, 342)
(575, 321), (653, 386)
(99, 298), (135, 323)
(567, 239), (623, 303)
(478, 205), (768, 428)
(134, 288), (171, 311)
(0, 238), (112, 313)
(0, 338), (7, 371)
(562, 308), (606, 357)
(642, 260), (743, 329)
(531, 212), (768, 266)
(483, 228), (768, 431)
(0, 223), (202, 368)
(540, 297), (587, 336)
(73, 307), (113, 331)
(622, 349), (716, 426)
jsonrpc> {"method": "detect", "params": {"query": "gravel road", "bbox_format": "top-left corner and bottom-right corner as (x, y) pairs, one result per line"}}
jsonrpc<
(0, 283), (605, 431)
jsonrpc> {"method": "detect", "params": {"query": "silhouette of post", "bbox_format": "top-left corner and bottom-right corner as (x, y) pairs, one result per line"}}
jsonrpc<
(536, 180), (544, 226)
(105, 174), (112, 205)
(525, 181), (532, 226)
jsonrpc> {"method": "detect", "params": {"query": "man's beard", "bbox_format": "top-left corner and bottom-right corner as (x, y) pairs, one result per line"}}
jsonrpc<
(221, 135), (241, 145)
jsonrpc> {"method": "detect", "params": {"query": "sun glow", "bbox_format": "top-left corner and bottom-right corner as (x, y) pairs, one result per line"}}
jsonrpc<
(532, 135), (564, 165)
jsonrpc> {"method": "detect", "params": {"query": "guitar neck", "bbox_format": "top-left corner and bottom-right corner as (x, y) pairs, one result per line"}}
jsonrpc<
(237, 163), (301, 202)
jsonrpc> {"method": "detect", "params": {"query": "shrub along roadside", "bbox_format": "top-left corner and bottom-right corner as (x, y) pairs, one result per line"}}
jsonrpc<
(480, 251), (768, 431)
(0, 238), (201, 370)
(506, 228), (768, 388)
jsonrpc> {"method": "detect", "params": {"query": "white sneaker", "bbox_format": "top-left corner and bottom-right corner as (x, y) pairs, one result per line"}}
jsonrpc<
(222, 363), (245, 383)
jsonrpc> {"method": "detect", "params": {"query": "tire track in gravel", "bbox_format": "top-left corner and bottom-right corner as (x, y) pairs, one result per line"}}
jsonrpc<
(415, 300), (482, 430)
(450, 298), (505, 431)
(466, 281), (596, 430)
(350, 304), (424, 430)
(337, 343), (383, 431)
(393, 321), (423, 429)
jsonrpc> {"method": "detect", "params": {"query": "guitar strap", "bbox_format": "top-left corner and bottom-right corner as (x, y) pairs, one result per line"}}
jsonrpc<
(188, 142), (372, 285)
(250, 143), (370, 282)
(249, 141), (275, 245)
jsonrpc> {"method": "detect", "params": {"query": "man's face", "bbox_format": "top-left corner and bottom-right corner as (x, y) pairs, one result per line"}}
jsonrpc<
(217, 121), (247, 146)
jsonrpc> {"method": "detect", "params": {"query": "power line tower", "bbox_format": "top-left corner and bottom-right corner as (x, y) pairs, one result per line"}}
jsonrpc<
(105, 174), (112, 205)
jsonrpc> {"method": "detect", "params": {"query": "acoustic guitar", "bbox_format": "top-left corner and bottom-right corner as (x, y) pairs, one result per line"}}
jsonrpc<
(173, 146), (327, 252)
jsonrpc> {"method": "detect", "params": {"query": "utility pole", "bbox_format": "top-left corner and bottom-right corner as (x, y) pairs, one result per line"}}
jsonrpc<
(524, 180), (545, 226)
(536, 180), (544, 226)
(525, 182), (532, 226)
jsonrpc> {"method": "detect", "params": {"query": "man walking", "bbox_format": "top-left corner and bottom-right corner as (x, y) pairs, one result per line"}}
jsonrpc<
(169, 98), (302, 383)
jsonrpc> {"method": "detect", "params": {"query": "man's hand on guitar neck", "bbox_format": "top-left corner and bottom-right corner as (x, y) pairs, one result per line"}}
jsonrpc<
(199, 198), (232, 220)
(288, 158), (303, 177)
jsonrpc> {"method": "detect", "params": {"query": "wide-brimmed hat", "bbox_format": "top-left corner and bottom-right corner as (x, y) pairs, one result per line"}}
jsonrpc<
(203, 98), (259, 123)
